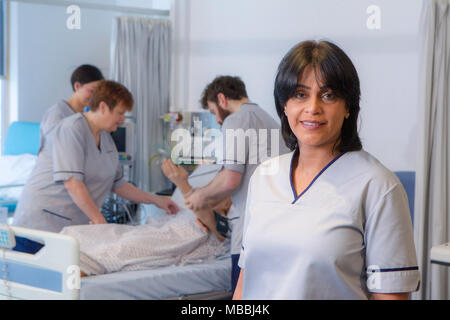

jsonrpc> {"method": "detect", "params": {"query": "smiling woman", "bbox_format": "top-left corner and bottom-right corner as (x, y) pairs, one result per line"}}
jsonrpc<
(233, 40), (420, 300)
(284, 64), (349, 155)
(274, 40), (362, 153)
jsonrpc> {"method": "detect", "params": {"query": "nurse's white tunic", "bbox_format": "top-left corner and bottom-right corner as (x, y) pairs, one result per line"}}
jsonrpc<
(13, 113), (127, 233)
(239, 150), (420, 299)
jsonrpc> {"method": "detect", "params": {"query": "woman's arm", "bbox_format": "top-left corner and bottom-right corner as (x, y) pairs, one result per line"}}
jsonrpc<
(232, 269), (244, 300)
(113, 182), (178, 214)
(64, 177), (107, 224)
(370, 293), (410, 300)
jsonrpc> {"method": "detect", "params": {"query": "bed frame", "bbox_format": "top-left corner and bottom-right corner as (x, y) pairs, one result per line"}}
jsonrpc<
(0, 225), (232, 300)
(0, 226), (79, 300)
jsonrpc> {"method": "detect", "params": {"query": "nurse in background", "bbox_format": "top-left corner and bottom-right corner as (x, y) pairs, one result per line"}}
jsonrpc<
(40, 64), (104, 151)
(13, 80), (178, 253)
(233, 40), (420, 300)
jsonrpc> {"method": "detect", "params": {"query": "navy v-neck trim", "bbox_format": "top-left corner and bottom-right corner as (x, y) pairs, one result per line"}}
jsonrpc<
(289, 149), (346, 204)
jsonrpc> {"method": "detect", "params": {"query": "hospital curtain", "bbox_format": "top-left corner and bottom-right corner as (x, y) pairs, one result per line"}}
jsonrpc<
(413, 0), (450, 300)
(110, 16), (171, 192)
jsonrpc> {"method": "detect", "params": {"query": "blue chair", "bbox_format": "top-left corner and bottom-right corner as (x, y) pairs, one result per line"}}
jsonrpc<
(3, 121), (41, 156)
(0, 121), (40, 212)
(394, 171), (415, 225)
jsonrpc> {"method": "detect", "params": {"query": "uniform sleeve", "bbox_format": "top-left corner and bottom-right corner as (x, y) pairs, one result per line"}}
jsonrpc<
(219, 114), (250, 174)
(364, 183), (421, 293)
(40, 110), (61, 151)
(238, 172), (256, 269)
(112, 161), (127, 191)
(52, 125), (86, 183)
(41, 109), (64, 137)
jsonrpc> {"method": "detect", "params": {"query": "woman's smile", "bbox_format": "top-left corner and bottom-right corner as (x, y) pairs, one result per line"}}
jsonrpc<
(300, 120), (327, 130)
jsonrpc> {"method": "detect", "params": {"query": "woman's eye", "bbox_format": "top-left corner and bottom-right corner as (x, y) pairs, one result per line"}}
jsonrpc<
(322, 93), (336, 101)
(294, 92), (306, 99)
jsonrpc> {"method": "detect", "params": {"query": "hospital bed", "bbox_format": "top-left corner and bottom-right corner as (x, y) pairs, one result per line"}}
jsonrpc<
(81, 163), (232, 300)
(0, 164), (232, 300)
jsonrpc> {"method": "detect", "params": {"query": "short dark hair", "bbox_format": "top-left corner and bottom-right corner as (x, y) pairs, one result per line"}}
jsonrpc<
(200, 76), (248, 109)
(70, 64), (104, 91)
(274, 40), (362, 152)
(89, 80), (133, 112)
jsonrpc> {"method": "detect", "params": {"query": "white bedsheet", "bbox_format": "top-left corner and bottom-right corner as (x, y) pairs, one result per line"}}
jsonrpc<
(61, 209), (229, 275)
(0, 154), (37, 199)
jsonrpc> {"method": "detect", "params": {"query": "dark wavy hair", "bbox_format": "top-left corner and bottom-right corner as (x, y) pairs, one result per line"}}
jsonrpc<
(274, 40), (362, 152)
(200, 76), (248, 109)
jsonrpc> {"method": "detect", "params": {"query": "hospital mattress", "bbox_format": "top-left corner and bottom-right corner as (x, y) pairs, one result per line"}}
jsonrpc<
(80, 255), (232, 300)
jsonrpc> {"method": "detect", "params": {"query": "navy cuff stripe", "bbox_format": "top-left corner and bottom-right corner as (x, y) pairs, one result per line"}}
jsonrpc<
(367, 266), (419, 273)
(54, 171), (85, 175)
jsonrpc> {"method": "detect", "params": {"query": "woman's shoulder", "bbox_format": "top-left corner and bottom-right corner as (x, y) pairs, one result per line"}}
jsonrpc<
(54, 113), (87, 138)
(60, 113), (84, 128)
(342, 149), (402, 189)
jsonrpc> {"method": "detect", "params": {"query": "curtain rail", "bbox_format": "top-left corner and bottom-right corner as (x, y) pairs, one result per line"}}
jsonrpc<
(8, 0), (170, 16)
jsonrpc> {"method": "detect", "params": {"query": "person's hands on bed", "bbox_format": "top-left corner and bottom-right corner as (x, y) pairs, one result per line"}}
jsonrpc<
(153, 195), (179, 215)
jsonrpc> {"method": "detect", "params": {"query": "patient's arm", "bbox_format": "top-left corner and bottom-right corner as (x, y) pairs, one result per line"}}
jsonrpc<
(161, 159), (192, 195)
(192, 197), (232, 242)
(192, 207), (225, 242)
(161, 159), (230, 242)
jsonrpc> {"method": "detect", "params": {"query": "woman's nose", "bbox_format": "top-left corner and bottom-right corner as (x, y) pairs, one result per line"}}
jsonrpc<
(305, 96), (322, 114)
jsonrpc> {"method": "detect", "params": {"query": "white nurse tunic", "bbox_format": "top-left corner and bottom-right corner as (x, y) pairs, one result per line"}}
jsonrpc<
(238, 149), (420, 299)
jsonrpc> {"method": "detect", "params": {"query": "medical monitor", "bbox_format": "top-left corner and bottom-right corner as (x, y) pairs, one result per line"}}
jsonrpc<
(111, 119), (135, 162)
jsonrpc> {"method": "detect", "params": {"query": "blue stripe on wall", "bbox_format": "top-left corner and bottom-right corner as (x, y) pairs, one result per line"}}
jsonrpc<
(0, 260), (63, 293)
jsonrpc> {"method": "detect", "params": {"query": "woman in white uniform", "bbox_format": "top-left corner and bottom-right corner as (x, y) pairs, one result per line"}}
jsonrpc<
(13, 80), (178, 253)
(39, 64), (104, 151)
(233, 40), (420, 300)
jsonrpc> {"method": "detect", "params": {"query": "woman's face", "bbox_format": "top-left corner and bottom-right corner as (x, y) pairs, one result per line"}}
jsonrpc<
(100, 102), (127, 133)
(284, 65), (348, 153)
(74, 81), (101, 106)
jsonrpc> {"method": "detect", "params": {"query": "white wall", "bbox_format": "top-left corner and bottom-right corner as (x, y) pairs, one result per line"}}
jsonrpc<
(9, 0), (423, 171)
(9, 1), (116, 123)
(8, 0), (170, 125)
(171, 0), (423, 171)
